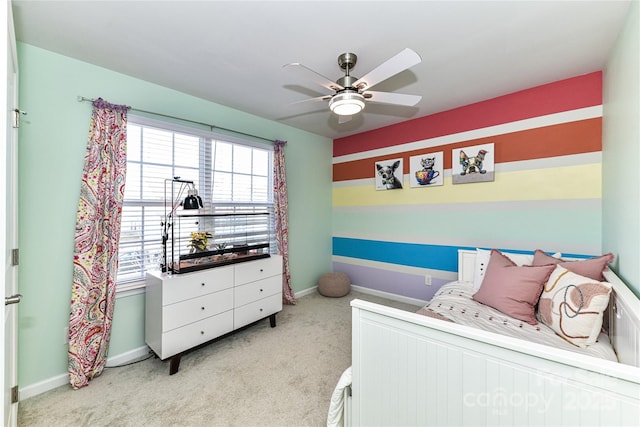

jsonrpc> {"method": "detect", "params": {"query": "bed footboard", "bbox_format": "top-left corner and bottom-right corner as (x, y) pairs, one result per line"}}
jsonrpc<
(351, 299), (640, 427)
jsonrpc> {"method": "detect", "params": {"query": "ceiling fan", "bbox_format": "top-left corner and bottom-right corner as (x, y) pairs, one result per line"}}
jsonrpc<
(283, 48), (422, 123)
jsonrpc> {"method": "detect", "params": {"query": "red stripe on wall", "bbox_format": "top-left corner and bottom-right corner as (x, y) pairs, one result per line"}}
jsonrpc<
(333, 72), (602, 157)
(333, 118), (601, 182)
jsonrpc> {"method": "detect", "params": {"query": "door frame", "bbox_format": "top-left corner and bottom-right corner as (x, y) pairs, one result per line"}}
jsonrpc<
(2, 0), (20, 425)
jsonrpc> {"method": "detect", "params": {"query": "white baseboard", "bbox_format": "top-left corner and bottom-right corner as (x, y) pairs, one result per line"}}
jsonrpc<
(294, 285), (318, 299)
(350, 284), (427, 307)
(295, 283), (426, 307)
(104, 345), (152, 368)
(19, 373), (69, 401)
(19, 345), (151, 401)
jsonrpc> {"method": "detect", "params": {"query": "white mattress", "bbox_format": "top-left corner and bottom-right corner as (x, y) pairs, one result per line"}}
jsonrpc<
(420, 281), (618, 362)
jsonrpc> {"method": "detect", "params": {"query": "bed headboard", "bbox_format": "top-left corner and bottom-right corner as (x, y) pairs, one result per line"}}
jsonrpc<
(456, 249), (640, 368)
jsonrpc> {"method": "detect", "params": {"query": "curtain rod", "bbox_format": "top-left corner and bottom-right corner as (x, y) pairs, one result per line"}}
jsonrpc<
(77, 96), (276, 144)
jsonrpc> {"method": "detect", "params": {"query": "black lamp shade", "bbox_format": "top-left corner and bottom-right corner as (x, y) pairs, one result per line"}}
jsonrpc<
(182, 195), (203, 210)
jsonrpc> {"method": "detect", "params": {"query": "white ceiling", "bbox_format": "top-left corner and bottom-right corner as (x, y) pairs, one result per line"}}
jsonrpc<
(11, 1), (631, 140)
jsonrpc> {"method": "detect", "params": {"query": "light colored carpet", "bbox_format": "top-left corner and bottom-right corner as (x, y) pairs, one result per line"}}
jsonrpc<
(18, 290), (419, 427)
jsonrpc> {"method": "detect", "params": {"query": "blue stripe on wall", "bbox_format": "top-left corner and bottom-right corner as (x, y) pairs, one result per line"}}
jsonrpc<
(332, 237), (596, 272)
(332, 237), (468, 272)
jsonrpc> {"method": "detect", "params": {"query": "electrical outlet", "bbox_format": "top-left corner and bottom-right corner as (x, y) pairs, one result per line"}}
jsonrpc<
(424, 274), (432, 286)
(63, 327), (69, 345)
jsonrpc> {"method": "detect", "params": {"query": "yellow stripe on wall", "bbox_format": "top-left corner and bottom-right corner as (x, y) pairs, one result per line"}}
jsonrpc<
(333, 164), (601, 207)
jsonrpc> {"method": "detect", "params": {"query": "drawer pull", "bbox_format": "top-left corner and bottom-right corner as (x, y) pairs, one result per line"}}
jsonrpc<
(260, 308), (263, 312)
(201, 331), (205, 335)
(201, 306), (205, 310)
(260, 288), (263, 292)
(201, 282), (205, 287)
(260, 269), (264, 272)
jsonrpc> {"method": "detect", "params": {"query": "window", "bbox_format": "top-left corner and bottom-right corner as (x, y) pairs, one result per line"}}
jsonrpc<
(117, 116), (275, 289)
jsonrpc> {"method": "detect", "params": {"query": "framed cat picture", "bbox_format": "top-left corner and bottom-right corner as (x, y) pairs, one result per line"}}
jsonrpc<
(409, 151), (444, 188)
(452, 142), (495, 184)
(374, 158), (404, 190)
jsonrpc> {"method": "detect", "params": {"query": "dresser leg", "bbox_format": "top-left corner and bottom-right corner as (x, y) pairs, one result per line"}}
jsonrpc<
(269, 313), (277, 328)
(169, 354), (182, 375)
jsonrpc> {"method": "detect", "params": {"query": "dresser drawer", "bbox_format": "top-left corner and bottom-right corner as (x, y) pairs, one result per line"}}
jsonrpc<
(234, 256), (281, 285)
(161, 310), (234, 359)
(234, 275), (281, 308)
(162, 266), (234, 305)
(163, 288), (233, 332)
(234, 293), (282, 329)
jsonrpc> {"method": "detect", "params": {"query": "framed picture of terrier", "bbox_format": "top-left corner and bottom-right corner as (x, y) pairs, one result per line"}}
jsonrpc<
(452, 142), (495, 184)
(375, 158), (404, 190)
(410, 151), (444, 188)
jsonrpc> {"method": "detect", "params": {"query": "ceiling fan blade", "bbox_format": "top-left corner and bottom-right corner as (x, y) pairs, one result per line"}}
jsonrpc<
(365, 91), (422, 106)
(283, 63), (344, 93)
(353, 48), (421, 91)
(290, 95), (332, 105)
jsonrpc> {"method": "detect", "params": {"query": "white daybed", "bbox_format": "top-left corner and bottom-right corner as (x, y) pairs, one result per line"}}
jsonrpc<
(332, 249), (640, 427)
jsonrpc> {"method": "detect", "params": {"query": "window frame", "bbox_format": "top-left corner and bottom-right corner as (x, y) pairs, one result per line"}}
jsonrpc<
(117, 114), (275, 295)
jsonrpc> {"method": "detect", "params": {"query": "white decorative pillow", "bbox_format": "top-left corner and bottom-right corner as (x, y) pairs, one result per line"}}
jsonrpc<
(537, 265), (612, 348)
(472, 249), (561, 291)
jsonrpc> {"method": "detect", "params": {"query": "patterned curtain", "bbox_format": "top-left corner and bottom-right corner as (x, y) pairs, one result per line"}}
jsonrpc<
(68, 98), (129, 389)
(274, 140), (295, 304)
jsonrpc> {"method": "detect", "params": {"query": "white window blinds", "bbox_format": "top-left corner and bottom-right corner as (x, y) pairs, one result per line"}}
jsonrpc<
(117, 116), (275, 289)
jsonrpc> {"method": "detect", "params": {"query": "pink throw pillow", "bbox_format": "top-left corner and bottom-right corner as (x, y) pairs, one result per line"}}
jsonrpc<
(532, 250), (614, 281)
(473, 250), (555, 325)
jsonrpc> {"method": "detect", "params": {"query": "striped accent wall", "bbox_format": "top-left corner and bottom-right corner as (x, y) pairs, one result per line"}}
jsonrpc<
(332, 72), (603, 303)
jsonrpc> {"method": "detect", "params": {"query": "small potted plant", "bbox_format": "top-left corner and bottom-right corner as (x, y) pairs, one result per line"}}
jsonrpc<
(188, 231), (213, 253)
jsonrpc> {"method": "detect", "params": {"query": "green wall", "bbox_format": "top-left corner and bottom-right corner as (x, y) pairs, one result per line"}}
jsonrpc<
(17, 43), (332, 389)
(602, 0), (640, 297)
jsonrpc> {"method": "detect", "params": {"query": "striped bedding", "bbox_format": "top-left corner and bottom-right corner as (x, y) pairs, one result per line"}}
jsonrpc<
(418, 281), (618, 362)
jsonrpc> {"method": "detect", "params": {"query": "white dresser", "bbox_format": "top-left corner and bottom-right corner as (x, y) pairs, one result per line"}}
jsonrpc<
(145, 254), (283, 374)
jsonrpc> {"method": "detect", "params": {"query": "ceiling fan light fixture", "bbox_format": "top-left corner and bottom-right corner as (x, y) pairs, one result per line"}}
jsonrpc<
(329, 92), (365, 116)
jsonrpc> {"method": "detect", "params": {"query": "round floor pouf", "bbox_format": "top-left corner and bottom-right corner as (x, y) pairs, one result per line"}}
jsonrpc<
(318, 272), (351, 297)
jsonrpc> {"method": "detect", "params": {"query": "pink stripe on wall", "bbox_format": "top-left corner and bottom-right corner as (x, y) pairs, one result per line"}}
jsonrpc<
(333, 72), (602, 157)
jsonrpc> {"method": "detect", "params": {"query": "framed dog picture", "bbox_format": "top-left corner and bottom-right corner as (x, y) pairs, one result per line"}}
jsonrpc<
(452, 143), (495, 184)
(375, 158), (404, 190)
(410, 151), (444, 188)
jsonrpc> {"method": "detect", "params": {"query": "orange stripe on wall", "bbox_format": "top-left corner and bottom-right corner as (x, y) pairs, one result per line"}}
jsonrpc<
(333, 118), (601, 182)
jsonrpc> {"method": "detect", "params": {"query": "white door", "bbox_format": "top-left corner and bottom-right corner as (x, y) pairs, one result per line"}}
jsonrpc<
(2, 0), (19, 425)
